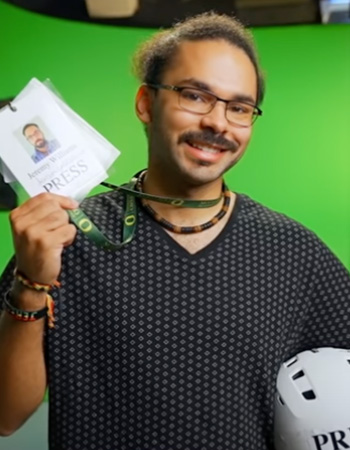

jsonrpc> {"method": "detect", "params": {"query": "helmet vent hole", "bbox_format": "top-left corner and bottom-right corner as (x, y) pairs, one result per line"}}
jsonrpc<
(286, 357), (298, 367)
(347, 359), (350, 365)
(277, 395), (285, 406)
(302, 390), (316, 400)
(292, 370), (305, 380)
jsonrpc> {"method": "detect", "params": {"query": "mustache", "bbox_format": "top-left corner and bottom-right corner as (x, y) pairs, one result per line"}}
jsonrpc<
(178, 130), (239, 152)
(35, 139), (46, 148)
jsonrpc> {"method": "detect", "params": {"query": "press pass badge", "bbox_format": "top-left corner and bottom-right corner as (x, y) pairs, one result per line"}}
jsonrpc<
(0, 78), (120, 202)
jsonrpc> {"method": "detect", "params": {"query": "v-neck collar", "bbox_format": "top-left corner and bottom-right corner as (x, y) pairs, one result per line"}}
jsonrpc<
(139, 194), (243, 260)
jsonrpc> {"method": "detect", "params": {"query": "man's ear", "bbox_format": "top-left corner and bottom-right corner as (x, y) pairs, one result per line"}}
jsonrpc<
(135, 85), (153, 125)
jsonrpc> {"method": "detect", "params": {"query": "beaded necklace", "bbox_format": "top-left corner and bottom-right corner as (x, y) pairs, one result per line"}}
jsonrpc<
(137, 171), (231, 234)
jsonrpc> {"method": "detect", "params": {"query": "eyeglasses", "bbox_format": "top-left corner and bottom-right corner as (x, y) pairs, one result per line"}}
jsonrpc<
(146, 83), (263, 128)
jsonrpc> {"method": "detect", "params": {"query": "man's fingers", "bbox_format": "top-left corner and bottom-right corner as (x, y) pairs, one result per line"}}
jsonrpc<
(14, 213), (76, 247)
(10, 193), (79, 239)
(10, 193), (79, 222)
(32, 224), (77, 250)
(13, 208), (71, 240)
(60, 224), (78, 247)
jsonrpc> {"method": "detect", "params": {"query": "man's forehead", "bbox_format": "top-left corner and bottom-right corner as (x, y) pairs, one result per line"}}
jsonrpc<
(164, 39), (257, 99)
(25, 125), (39, 133)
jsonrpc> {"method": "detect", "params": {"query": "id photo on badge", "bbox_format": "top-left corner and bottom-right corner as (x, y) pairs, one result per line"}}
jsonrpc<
(19, 118), (60, 164)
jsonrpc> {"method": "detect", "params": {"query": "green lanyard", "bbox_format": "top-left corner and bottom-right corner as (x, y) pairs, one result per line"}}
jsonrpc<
(68, 175), (223, 251)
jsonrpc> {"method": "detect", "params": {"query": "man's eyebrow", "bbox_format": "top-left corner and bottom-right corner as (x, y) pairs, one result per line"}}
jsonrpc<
(179, 78), (211, 91)
(231, 94), (257, 106)
(178, 78), (256, 105)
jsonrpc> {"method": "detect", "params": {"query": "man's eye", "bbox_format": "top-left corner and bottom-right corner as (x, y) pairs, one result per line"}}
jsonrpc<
(228, 103), (251, 114)
(182, 89), (208, 103)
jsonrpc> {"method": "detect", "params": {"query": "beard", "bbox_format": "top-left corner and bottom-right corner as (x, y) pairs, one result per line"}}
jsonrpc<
(35, 139), (47, 149)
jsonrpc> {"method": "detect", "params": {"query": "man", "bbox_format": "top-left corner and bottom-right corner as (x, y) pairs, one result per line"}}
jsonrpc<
(0, 12), (349, 450)
(23, 123), (60, 163)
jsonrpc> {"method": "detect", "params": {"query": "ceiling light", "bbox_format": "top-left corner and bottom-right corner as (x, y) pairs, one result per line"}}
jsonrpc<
(85, 0), (139, 18)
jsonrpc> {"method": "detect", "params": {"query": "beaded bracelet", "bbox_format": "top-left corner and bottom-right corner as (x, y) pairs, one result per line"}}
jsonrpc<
(14, 268), (61, 291)
(3, 269), (61, 328)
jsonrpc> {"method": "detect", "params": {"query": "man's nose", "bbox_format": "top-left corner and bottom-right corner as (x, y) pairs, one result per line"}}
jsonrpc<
(199, 101), (229, 134)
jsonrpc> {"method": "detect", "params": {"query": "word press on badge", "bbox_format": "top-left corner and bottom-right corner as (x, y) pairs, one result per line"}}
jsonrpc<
(0, 78), (120, 201)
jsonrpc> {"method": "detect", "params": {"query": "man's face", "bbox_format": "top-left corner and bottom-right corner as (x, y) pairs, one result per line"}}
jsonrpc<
(24, 125), (47, 151)
(138, 39), (258, 188)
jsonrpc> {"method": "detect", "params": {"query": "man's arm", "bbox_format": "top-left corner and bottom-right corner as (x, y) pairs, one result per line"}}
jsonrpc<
(0, 287), (47, 435)
(0, 193), (78, 435)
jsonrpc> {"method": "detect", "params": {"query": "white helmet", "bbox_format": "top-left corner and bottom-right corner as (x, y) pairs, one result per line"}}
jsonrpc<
(274, 347), (350, 450)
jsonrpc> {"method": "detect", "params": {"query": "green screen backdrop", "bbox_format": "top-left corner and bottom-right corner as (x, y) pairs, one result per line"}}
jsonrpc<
(0, 1), (349, 270)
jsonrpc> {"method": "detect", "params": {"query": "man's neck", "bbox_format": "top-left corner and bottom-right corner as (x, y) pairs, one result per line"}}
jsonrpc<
(143, 168), (223, 199)
(141, 169), (227, 224)
(36, 145), (49, 154)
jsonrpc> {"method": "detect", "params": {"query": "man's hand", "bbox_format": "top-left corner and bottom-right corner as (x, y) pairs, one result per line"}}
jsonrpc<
(10, 193), (79, 285)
